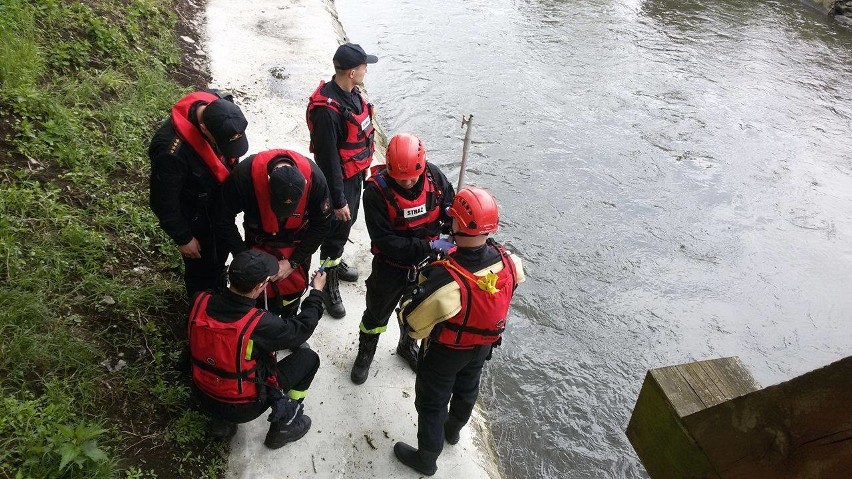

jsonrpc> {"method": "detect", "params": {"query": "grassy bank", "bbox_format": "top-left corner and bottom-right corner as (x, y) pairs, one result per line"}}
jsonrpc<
(0, 0), (226, 477)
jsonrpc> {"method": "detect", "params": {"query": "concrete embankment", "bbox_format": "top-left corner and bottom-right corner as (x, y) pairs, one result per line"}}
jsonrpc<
(203, 0), (501, 477)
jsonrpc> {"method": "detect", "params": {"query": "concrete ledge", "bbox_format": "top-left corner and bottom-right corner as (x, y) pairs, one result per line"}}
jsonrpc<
(204, 0), (500, 477)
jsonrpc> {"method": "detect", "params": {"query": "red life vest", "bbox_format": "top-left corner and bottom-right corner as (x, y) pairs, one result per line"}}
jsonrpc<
(306, 81), (375, 179)
(187, 292), (273, 404)
(170, 92), (236, 183)
(249, 150), (314, 299)
(433, 244), (519, 348)
(250, 149), (314, 236)
(366, 166), (443, 256)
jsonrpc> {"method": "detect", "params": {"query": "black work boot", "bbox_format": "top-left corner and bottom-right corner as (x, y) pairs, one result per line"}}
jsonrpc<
(264, 414), (312, 449)
(350, 331), (380, 384)
(322, 266), (345, 318)
(444, 416), (465, 445)
(338, 260), (359, 282)
(395, 321), (419, 372)
(393, 442), (439, 476)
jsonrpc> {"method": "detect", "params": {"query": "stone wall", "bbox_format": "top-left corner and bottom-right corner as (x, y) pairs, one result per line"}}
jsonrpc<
(835, 0), (852, 27)
(803, 0), (852, 27)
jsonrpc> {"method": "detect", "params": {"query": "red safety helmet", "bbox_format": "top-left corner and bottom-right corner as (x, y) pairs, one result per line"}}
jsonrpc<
(448, 186), (499, 235)
(386, 133), (426, 181)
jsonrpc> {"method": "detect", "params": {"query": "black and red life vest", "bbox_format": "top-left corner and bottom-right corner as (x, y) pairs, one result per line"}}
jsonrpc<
(170, 91), (236, 183)
(250, 149), (314, 236)
(249, 150), (314, 299)
(366, 166), (443, 256)
(432, 244), (519, 348)
(306, 81), (375, 179)
(187, 292), (275, 404)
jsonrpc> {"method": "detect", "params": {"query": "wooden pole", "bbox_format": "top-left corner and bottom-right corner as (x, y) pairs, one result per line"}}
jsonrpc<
(458, 114), (473, 191)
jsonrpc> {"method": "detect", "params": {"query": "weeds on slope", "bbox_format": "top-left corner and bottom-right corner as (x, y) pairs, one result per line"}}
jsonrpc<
(0, 0), (226, 477)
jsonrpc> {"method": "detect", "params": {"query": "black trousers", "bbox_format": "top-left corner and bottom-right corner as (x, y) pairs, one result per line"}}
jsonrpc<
(183, 210), (228, 296)
(361, 258), (414, 332)
(320, 173), (362, 260)
(199, 347), (320, 424)
(414, 342), (491, 453)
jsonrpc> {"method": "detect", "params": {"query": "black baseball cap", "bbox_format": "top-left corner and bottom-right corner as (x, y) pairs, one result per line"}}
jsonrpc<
(201, 99), (249, 159)
(333, 43), (378, 70)
(269, 166), (306, 218)
(228, 250), (279, 286)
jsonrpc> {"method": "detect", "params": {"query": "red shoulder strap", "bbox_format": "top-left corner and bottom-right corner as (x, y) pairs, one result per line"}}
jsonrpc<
(251, 150), (312, 234)
(170, 92), (231, 183)
(187, 292), (212, 340)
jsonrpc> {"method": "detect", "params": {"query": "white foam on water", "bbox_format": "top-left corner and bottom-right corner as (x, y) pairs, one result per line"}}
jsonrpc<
(205, 0), (500, 477)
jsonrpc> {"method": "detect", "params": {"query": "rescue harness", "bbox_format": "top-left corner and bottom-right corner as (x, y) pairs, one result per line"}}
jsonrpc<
(432, 242), (519, 347)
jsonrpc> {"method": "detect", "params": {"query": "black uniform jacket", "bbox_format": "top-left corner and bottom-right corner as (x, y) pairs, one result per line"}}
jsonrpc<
(364, 163), (455, 266)
(309, 77), (366, 209)
(201, 288), (324, 369)
(149, 100), (231, 246)
(214, 154), (332, 265)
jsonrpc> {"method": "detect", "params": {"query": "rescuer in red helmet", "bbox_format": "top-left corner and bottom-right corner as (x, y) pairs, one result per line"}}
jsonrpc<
(393, 186), (526, 476)
(349, 133), (456, 385)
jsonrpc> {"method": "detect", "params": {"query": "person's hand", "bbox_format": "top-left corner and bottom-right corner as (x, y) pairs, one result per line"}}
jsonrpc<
(311, 270), (327, 290)
(430, 237), (456, 255)
(178, 237), (202, 259)
(271, 259), (294, 282)
(333, 204), (351, 221)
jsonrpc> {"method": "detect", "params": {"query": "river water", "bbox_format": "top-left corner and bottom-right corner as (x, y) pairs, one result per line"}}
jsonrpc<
(334, 0), (852, 477)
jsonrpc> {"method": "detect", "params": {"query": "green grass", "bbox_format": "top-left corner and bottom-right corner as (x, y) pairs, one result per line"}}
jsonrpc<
(0, 0), (227, 477)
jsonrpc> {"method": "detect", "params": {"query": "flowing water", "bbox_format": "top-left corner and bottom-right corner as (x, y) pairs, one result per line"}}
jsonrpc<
(334, 0), (852, 477)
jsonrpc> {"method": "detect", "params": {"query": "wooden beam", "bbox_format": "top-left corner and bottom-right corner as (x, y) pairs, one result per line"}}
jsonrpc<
(627, 356), (852, 479)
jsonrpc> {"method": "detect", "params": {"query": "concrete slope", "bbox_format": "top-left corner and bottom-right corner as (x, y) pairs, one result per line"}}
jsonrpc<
(205, 0), (500, 477)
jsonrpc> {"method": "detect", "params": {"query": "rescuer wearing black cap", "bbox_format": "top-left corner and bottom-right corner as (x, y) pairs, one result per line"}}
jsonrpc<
(187, 249), (327, 447)
(393, 187), (525, 476)
(214, 149), (333, 317)
(149, 90), (249, 296)
(306, 42), (379, 318)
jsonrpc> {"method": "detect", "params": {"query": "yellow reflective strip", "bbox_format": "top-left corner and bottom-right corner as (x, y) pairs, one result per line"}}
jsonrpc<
(288, 389), (308, 400)
(359, 321), (387, 335)
(321, 257), (342, 268)
(245, 339), (254, 360)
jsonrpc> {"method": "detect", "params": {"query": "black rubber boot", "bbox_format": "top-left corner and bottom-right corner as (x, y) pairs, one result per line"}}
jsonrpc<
(393, 442), (439, 476)
(395, 321), (419, 372)
(264, 414), (312, 449)
(338, 260), (359, 282)
(444, 416), (465, 445)
(350, 332), (380, 385)
(322, 266), (345, 318)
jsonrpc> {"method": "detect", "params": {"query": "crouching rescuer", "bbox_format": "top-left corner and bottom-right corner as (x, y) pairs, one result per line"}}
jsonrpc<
(351, 133), (455, 384)
(394, 186), (525, 476)
(187, 250), (327, 448)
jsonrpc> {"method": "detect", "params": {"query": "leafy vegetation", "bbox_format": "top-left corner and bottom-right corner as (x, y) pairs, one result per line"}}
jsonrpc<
(0, 0), (226, 477)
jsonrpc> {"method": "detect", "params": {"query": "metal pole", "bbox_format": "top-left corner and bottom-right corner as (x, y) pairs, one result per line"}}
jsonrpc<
(458, 114), (473, 191)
